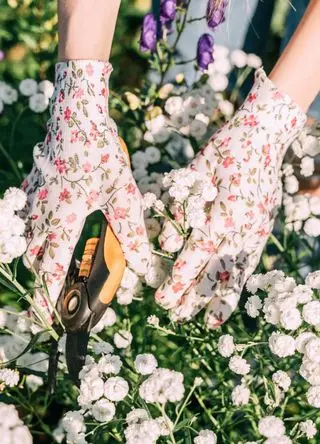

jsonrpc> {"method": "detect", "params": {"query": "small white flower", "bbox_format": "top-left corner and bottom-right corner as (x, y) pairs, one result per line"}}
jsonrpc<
(165, 96), (184, 115)
(208, 73), (228, 92)
(300, 156), (315, 177)
(91, 307), (116, 333)
(143, 192), (157, 210)
(0, 368), (19, 387)
(304, 217), (320, 237)
(139, 368), (184, 404)
(29, 93), (49, 113)
(219, 100), (234, 117)
(264, 437), (292, 444)
(218, 334), (235, 357)
(302, 301), (320, 326)
(147, 315), (160, 327)
(194, 429), (217, 444)
(245, 295), (262, 318)
(183, 94), (203, 117)
(126, 408), (149, 425)
(231, 49), (248, 68)
(258, 416), (286, 438)
(268, 332), (295, 357)
(145, 146), (161, 164)
(156, 415), (173, 436)
(25, 374), (43, 392)
(247, 53), (262, 68)
(272, 371), (291, 392)
(295, 332), (317, 353)
(132, 151), (149, 169)
(310, 196), (320, 215)
(305, 270), (320, 289)
(228, 356), (250, 375)
(0, 83), (18, 104)
(293, 284), (313, 304)
(19, 79), (38, 96)
(93, 341), (114, 355)
(91, 399), (116, 422)
(98, 354), (122, 375)
(190, 118), (208, 140)
(116, 288), (134, 305)
(3, 187), (27, 211)
(38, 80), (54, 98)
(284, 175), (299, 194)
(299, 419), (317, 438)
(62, 411), (86, 436)
(134, 354), (158, 375)
(79, 376), (104, 402)
(305, 338), (320, 363)
(299, 358), (320, 385)
(104, 376), (129, 402)
(306, 385), (320, 408)
(279, 308), (302, 331)
(231, 384), (250, 406)
(114, 330), (133, 349)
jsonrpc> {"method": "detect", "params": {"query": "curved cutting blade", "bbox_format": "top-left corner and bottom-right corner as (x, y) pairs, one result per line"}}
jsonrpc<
(65, 331), (90, 386)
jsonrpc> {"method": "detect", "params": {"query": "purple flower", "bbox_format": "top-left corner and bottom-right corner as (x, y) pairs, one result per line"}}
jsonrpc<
(160, 0), (177, 24)
(140, 13), (158, 53)
(206, 0), (228, 29)
(197, 34), (214, 70)
(0, 50), (5, 62)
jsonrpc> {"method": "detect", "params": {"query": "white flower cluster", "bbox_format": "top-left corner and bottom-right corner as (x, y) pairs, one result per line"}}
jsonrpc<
(0, 305), (48, 389)
(246, 269), (320, 408)
(283, 193), (320, 237)
(116, 267), (142, 305)
(0, 402), (32, 444)
(162, 167), (217, 229)
(139, 368), (185, 404)
(19, 78), (54, 113)
(282, 127), (320, 237)
(0, 81), (18, 113)
(0, 78), (53, 114)
(124, 408), (172, 444)
(0, 187), (28, 263)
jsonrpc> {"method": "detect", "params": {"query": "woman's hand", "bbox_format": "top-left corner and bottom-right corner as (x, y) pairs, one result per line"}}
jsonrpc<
(155, 69), (306, 328)
(22, 60), (151, 318)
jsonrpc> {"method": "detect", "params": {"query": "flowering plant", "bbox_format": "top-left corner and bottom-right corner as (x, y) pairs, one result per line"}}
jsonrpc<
(0, 1), (320, 443)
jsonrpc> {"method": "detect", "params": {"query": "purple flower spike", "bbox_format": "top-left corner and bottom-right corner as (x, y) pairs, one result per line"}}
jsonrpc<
(140, 13), (158, 53)
(197, 34), (214, 70)
(207, 0), (228, 29)
(160, 0), (177, 24)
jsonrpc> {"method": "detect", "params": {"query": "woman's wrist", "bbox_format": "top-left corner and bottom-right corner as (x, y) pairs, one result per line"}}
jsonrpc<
(58, 0), (121, 62)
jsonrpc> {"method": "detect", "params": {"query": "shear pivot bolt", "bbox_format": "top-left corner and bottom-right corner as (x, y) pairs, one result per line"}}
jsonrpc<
(67, 294), (79, 314)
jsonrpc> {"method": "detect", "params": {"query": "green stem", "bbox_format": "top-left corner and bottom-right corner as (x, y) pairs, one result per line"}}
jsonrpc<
(0, 141), (23, 181)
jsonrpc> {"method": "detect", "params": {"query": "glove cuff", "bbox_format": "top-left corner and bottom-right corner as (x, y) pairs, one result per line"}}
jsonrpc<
(53, 59), (113, 105)
(243, 67), (307, 146)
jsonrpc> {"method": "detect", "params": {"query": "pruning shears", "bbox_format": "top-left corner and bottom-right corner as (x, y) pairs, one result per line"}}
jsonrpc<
(48, 138), (129, 390)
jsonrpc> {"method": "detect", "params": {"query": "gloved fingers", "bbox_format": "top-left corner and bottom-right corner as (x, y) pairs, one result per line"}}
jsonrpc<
(155, 225), (221, 310)
(168, 250), (239, 322)
(158, 218), (185, 253)
(23, 231), (48, 273)
(27, 218), (85, 321)
(101, 149), (152, 276)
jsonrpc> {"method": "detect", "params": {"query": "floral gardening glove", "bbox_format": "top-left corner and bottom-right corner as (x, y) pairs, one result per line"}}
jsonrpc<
(22, 60), (151, 319)
(155, 69), (306, 328)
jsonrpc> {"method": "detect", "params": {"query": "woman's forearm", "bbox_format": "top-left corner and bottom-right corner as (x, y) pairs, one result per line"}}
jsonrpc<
(58, 0), (121, 61)
(270, 0), (320, 112)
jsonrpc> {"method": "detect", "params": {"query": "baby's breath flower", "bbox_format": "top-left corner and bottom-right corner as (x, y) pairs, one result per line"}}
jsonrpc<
(228, 356), (250, 375)
(194, 429), (217, 444)
(114, 330), (133, 349)
(134, 354), (158, 375)
(218, 334), (235, 357)
(231, 384), (250, 406)
(258, 416), (286, 438)
(272, 371), (291, 392)
(299, 419), (317, 438)
(91, 399), (116, 422)
(268, 332), (295, 357)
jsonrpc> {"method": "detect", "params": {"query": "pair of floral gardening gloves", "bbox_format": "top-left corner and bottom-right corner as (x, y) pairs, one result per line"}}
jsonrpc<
(22, 61), (306, 328)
